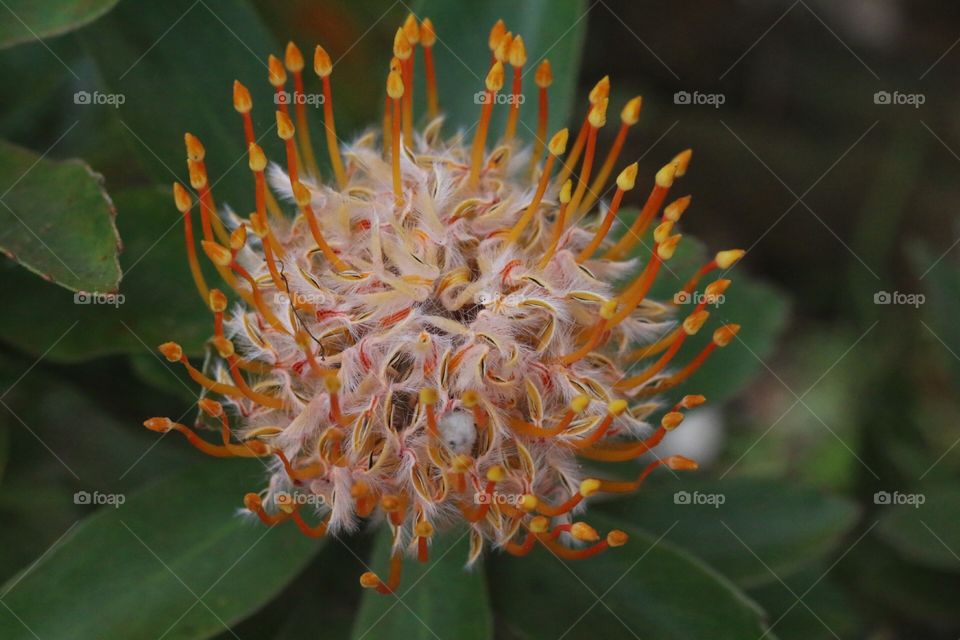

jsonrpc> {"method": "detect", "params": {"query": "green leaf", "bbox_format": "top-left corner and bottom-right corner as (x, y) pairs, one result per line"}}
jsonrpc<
(0, 0), (120, 50)
(490, 512), (768, 640)
(412, 0), (587, 136)
(351, 528), (492, 640)
(0, 460), (322, 640)
(0, 138), (121, 292)
(81, 0), (279, 204)
(599, 477), (859, 587)
(747, 567), (863, 640)
(910, 242), (960, 386)
(0, 187), (213, 362)
(877, 484), (960, 572)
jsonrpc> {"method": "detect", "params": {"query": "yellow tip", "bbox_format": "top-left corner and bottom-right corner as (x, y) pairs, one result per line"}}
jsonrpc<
(393, 27), (412, 60)
(488, 19), (506, 51)
(198, 398), (223, 417)
(292, 182), (312, 207)
(607, 530), (629, 547)
(485, 61), (505, 92)
(144, 417), (174, 433)
(616, 162), (639, 191)
(559, 179), (573, 203)
(589, 76), (610, 104)
(661, 411), (685, 431)
(486, 465), (506, 482)
(268, 54), (287, 87)
(276, 111), (295, 140)
(655, 162), (677, 188)
(229, 226), (247, 251)
(715, 249), (745, 269)
(599, 298), (618, 320)
(713, 324), (740, 347)
(359, 572), (380, 589)
(607, 399), (628, 416)
(508, 34), (527, 67)
(570, 395), (590, 413)
(529, 515), (549, 533)
(403, 13), (420, 44)
(212, 336), (234, 358)
(201, 240), (233, 267)
(208, 288), (228, 313)
(621, 96), (643, 125)
(571, 522), (600, 542)
(324, 373), (341, 394)
(672, 149), (693, 177)
(494, 31), (513, 64)
(172, 182), (191, 213)
(248, 143), (267, 172)
(705, 279), (731, 299)
(653, 220), (674, 244)
(682, 310), (710, 335)
(657, 234), (682, 260)
(387, 70), (405, 99)
(187, 159), (207, 189)
(284, 41), (304, 72)
(535, 59), (553, 88)
(420, 18), (436, 47)
(313, 45), (332, 77)
(548, 128), (569, 156)
(665, 455), (699, 471)
(232, 80), (252, 114)
(158, 342), (183, 362)
(461, 390), (480, 408)
(520, 494), (539, 511)
(679, 394), (707, 409)
(663, 195), (691, 222)
(580, 478), (601, 497)
(414, 520), (434, 538)
(588, 97), (608, 128)
(184, 132), (205, 161)
(419, 387), (439, 405)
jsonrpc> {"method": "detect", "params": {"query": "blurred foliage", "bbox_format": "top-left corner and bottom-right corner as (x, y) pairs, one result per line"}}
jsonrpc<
(0, 0), (958, 638)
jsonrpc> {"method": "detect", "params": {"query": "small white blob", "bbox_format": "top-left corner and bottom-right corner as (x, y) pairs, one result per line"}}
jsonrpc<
(438, 410), (477, 455)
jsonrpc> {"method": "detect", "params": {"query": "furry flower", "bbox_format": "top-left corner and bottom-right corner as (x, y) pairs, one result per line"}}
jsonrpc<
(144, 15), (745, 593)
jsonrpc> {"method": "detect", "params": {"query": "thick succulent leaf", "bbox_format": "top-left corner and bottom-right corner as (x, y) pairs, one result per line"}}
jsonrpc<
(0, 460), (322, 640)
(598, 477), (859, 587)
(351, 528), (493, 640)
(876, 484), (960, 572)
(0, 187), (213, 362)
(412, 0), (587, 136)
(0, 0), (120, 49)
(490, 512), (769, 640)
(81, 0), (280, 205)
(0, 138), (121, 292)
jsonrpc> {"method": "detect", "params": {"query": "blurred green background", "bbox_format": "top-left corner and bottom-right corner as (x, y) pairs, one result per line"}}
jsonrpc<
(0, 0), (958, 638)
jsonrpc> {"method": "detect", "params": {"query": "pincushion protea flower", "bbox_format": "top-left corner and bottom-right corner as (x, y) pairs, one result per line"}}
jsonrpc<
(143, 15), (745, 594)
